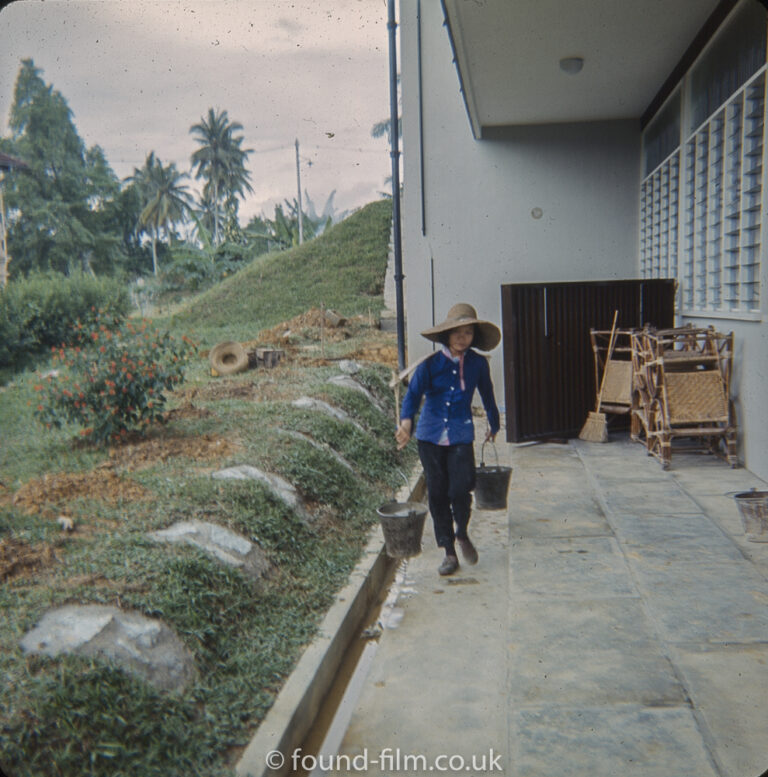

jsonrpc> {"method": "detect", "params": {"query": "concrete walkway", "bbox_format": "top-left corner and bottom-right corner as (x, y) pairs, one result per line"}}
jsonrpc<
(335, 434), (768, 777)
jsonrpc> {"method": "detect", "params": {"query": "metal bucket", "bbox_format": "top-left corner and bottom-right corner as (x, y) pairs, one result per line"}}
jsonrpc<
(377, 501), (427, 558)
(474, 441), (512, 510)
(733, 490), (768, 542)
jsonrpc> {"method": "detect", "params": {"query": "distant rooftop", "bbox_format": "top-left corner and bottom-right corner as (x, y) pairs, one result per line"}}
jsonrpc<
(0, 151), (28, 170)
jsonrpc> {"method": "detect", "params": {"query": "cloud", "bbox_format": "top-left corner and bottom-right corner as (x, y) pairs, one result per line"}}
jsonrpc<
(0, 0), (393, 221)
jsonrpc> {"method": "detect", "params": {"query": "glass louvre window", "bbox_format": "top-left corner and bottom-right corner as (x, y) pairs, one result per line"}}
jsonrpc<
(682, 68), (765, 316)
(641, 1), (766, 320)
(640, 152), (679, 282)
(741, 75), (764, 310)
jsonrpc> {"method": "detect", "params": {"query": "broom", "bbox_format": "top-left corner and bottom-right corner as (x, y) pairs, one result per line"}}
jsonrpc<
(579, 310), (618, 443)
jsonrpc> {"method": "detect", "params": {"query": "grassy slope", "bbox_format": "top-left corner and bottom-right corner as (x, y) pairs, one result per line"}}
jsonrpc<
(0, 198), (417, 777)
(169, 198), (393, 346)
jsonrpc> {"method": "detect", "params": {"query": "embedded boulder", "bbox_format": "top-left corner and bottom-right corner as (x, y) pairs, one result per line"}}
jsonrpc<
(20, 604), (195, 692)
(338, 359), (361, 374)
(291, 396), (366, 433)
(148, 520), (273, 582)
(326, 374), (386, 413)
(277, 428), (354, 472)
(212, 464), (310, 521)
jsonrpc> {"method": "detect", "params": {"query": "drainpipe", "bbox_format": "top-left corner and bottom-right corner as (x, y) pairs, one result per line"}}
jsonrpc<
(388, 0), (406, 371)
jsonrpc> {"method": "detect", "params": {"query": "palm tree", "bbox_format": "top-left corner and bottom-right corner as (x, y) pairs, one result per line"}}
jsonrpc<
(126, 153), (192, 275)
(189, 109), (253, 246)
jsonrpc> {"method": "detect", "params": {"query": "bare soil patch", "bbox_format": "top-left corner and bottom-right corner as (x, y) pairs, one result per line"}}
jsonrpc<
(108, 432), (240, 471)
(249, 307), (353, 345)
(3, 425), (241, 519)
(163, 402), (215, 422)
(182, 378), (289, 402)
(0, 537), (59, 582)
(348, 342), (398, 366)
(9, 471), (151, 517)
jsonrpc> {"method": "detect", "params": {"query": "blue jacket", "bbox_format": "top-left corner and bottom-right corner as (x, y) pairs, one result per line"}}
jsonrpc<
(400, 349), (500, 445)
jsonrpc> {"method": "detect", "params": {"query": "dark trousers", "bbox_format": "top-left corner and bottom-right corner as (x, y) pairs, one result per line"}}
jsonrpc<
(417, 440), (476, 555)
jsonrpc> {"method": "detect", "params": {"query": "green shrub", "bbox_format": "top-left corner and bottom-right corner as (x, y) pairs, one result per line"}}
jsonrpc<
(160, 249), (217, 294)
(160, 242), (254, 298)
(33, 312), (195, 444)
(0, 271), (131, 373)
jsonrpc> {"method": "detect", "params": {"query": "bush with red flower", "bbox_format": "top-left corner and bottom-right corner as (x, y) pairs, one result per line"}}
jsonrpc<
(33, 311), (196, 445)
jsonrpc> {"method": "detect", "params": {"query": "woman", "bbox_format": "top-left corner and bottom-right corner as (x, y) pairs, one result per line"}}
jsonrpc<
(395, 303), (501, 576)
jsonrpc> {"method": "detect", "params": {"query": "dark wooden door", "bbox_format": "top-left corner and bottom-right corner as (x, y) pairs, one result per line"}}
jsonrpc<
(501, 279), (675, 442)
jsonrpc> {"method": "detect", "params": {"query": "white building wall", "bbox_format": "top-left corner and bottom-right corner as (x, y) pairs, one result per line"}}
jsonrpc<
(399, 0), (767, 480)
(400, 0), (640, 397)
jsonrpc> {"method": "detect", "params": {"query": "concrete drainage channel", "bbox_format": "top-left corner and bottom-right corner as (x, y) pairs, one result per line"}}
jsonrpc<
(236, 472), (426, 777)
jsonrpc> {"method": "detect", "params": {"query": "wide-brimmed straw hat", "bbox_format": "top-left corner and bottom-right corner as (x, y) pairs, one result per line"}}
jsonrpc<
(420, 303), (501, 352)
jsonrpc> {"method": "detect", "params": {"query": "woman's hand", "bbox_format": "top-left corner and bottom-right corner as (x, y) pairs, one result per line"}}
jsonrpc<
(484, 429), (497, 443)
(395, 419), (412, 450)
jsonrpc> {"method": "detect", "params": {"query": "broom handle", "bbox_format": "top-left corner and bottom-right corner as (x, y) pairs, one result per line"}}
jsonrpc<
(596, 311), (619, 413)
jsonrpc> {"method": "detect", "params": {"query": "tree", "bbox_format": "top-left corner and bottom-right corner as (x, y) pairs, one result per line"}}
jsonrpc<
(125, 152), (192, 276)
(304, 189), (347, 235)
(1, 59), (128, 277)
(372, 74), (402, 196)
(189, 109), (253, 246)
(245, 198), (325, 253)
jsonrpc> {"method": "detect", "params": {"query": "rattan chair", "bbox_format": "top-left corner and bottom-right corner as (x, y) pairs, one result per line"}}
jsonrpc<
(630, 324), (738, 469)
(588, 328), (634, 416)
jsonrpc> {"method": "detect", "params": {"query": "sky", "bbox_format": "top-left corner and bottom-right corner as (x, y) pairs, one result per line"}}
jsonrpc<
(0, 0), (395, 223)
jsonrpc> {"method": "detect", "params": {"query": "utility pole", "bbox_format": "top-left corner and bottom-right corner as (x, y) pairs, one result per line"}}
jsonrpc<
(295, 138), (304, 245)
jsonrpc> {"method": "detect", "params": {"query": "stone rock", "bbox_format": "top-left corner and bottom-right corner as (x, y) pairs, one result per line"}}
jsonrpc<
(291, 396), (366, 433)
(339, 359), (361, 374)
(278, 429), (355, 472)
(148, 520), (273, 582)
(212, 464), (310, 520)
(326, 375), (386, 414)
(20, 605), (195, 692)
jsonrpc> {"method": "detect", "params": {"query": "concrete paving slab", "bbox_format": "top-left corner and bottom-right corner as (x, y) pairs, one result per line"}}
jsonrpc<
(580, 457), (665, 482)
(688, 491), (759, 538)
(508, 598), (684, 706)
(509, 443), (584, 471)
(508, 468), (611, 537)
(510, 536), (637, 598)
(671, 462), (762, 496)
(627, 560), (768, 643)
(672, 643), (768, 777)
(609, 513), (745, 565)
(508, 502), (611, 538)
(736, 540), (768, 581)
(511, 705), (719, 777)
(572, 437), (639, 455)
(600, 479), (704, 516)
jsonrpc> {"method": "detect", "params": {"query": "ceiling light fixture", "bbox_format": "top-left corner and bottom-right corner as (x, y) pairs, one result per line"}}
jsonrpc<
(559, 56), (584, 75)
